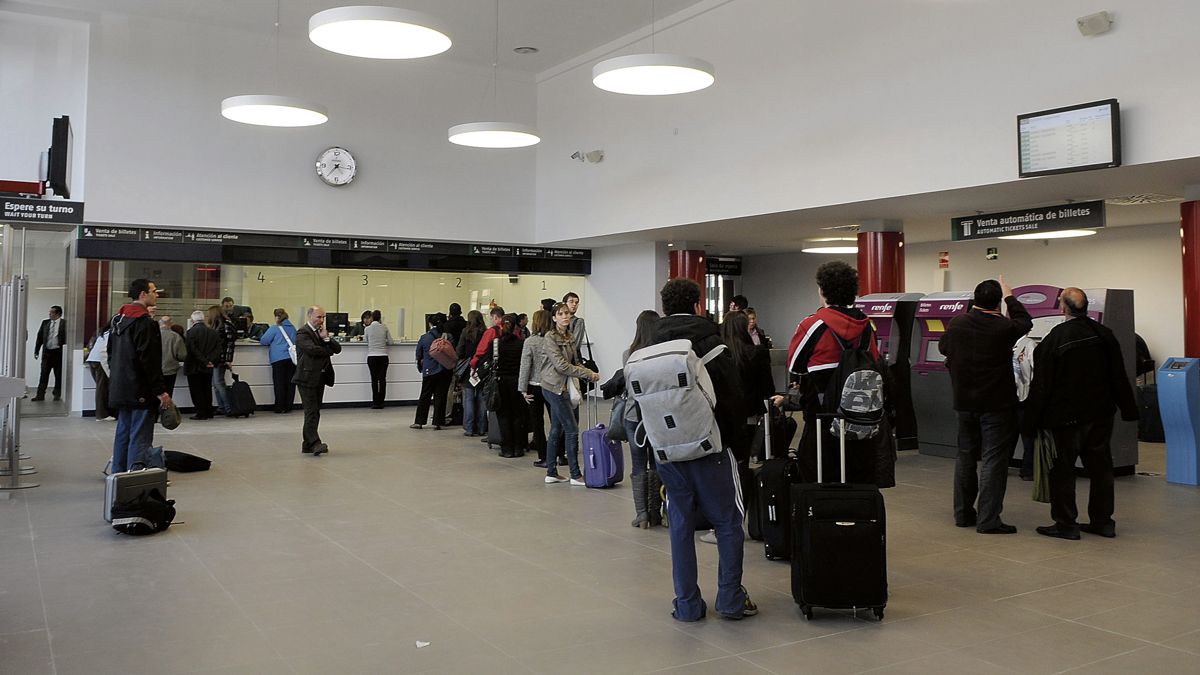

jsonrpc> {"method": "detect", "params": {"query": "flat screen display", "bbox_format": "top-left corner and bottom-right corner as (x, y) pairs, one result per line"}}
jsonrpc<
(1018, 99), (1120, 178)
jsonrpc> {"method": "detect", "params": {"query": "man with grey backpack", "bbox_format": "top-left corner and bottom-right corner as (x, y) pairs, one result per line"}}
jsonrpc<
(625, 278), (756, 622)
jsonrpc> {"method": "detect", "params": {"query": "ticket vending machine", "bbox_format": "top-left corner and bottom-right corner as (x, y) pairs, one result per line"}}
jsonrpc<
(855, 293), (924, 450)
(1011, 285), (1138, 474)
(1159, 357), (1200, 486)
(911, 292), (974, 457)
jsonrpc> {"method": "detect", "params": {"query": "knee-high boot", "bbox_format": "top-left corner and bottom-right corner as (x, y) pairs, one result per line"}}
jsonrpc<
(630, 473), (649, 528)
(646, 469), (663, 527)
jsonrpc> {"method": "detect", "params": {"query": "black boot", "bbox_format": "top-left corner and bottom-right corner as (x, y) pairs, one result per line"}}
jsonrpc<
(646, 469), (664, 527)
(630, 473), (649, 528)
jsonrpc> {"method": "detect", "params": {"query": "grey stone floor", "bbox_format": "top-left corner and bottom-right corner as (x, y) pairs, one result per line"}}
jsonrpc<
(1, 409), (1199, 674)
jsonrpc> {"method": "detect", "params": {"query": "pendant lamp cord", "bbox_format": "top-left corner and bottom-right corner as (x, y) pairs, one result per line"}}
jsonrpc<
(493, 0), (500, 117)
(651, 0), (656, 53)
(273, 0), (281, 88)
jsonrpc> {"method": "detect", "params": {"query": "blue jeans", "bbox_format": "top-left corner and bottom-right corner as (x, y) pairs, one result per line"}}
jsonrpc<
(112, 406), (156, 473)
(954, 409), (1018, 530)
(463, 383), (486, 435)
(543, 388), (581, 479)
(212, 365), (231, 415)
(657, 448), (747, 620)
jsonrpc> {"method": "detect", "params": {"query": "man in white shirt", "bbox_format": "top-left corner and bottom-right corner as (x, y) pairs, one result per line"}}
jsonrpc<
(33, 305), (66, 401)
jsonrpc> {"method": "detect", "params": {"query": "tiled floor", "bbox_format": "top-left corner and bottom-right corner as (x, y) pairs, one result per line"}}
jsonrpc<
(2, 409), (1199, 674)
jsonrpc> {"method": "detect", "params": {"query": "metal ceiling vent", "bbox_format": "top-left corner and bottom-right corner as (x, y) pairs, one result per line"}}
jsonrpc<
(819, 223), (861, 232)
(1106, 194), (1183, 206)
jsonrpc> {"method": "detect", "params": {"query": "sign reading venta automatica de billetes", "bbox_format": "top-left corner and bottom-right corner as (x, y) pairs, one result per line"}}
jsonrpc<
(951, 200), (1104, 241)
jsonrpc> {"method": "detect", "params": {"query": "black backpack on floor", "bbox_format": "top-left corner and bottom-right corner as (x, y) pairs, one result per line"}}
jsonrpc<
(111, 488), (176, 535)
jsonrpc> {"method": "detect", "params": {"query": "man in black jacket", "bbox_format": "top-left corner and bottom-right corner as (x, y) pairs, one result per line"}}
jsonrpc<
(32, 305), (66, 401)
(107, 279), (172, 473)
(649, 278), (756, 622)
(293, 306), (341, 456)
(939, 277), (1032, 534)
(1024, 288), (1138, 540)
(184, 310), (222, 420)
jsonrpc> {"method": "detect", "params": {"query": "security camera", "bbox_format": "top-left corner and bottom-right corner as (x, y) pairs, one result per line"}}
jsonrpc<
(570, 151), (584, 161)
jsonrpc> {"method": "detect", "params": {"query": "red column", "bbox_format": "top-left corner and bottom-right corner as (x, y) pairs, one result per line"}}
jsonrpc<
(1182, 202), (1200, 357)
(857, 231), (905, 295)
(668, 249), (707, 309)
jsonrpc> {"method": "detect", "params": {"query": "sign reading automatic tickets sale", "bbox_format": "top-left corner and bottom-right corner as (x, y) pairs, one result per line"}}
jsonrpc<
(951, 200), (1104, 241)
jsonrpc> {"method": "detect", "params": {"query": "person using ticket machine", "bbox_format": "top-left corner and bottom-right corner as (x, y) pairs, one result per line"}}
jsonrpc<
(938, 276), (1032, 535)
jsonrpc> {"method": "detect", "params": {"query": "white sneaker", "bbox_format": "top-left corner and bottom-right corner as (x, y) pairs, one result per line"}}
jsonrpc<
(699, 530), (718, 544)
(569, 477), (587, 486)
(544, 475), (567, 484)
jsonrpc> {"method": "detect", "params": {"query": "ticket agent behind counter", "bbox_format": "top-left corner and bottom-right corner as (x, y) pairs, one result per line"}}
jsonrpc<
(855, 293), (924, 451)
(911, 292), (974, 458)
(1012, 285), (1139, 475)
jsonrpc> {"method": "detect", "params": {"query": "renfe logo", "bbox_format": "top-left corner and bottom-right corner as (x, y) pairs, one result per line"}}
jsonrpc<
(939, 302), (966, 312)
(868, 304), (894, 313)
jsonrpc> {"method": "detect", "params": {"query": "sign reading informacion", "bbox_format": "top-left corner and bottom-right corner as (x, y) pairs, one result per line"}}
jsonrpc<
(4, 197), (85, 225)
(951, 201), (1104, 241)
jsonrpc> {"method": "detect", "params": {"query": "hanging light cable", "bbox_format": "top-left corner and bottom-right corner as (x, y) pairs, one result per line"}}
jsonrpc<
(592, 0), (714, 95)
(222, 0), (327, 126)
(448, 0), (540, 148)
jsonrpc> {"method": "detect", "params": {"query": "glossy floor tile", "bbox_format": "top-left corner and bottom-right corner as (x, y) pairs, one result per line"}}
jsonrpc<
(1, 410), (1198, 674)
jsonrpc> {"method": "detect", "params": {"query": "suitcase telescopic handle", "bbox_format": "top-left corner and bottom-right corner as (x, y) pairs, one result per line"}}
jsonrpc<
(813, 412), (848, 484)
(762, 399), (773, 461)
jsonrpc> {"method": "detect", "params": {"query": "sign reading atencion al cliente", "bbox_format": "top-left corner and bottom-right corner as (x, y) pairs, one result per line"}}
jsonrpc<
(951, 201), (1105, 241)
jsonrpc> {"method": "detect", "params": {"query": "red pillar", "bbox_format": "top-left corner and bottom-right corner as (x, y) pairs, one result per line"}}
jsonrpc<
(1182, 202), (1200, 357)
(668, 249), (707, 309)
(856, 231), (905, 295)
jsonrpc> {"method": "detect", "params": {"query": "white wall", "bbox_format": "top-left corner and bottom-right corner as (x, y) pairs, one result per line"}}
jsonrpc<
(583, 241), (669, 379)
(536, 0), (1200, 242)
(0, 10), (88, 198)
(905, 222), (1183, 361)
(740, 251), (857, 345)
(79, 10), (536, 242)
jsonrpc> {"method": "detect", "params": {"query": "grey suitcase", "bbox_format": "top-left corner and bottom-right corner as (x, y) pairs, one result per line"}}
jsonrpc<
(104, 468), (168, 523)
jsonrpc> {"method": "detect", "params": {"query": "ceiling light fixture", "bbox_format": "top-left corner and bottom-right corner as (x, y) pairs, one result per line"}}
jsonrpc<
(801, 246), (859, 254)
(592, 1), (714, 95)
(222, 1), (328, 127)
(998, 229), (1098, 240)
(448, 0), (540, 149)
(309, 6), (451, 59)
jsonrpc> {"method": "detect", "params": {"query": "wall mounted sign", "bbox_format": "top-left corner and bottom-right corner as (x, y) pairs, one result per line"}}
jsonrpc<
(938, 251), (950, 269)
(3, 197), (85, 224)
(76, 226), (591, 274)
(706, 256), (743, 276)
(951, 201), (1105, 241)
(986, 247), (999, 260)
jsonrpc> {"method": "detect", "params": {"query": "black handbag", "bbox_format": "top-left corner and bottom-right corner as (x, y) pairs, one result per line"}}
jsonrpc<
(482, 339), (501, 409)
(605, 395), (629, 442)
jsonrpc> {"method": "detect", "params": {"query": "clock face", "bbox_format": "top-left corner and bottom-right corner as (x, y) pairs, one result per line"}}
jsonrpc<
(315, 147), (356, 186)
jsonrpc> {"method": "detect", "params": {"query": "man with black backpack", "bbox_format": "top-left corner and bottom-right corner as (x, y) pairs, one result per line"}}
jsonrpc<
(787, 261), (894, 487)
(628, 278), (756, 622)
(938, 277), (1032, 534)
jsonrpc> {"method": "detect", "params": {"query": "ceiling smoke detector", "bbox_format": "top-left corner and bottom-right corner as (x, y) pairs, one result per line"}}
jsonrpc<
(1105, 194), (1183, 206)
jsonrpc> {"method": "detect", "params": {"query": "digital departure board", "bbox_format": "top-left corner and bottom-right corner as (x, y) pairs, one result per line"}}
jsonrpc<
(1018, 99), (1121, 178)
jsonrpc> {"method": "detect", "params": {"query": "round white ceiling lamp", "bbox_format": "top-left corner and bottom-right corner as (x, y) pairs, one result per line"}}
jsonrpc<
(998, 229), (1098, 240)
(801, 245), (859, 254)
(592, 53), (715, 95)
(221, 95), (328, 127)
(309, 6), (451, 59)
(447, 0), (539, 149)
(448, 122), (540, 148)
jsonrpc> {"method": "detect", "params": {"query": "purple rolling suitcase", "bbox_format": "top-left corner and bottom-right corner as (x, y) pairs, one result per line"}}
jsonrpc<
(582, 391), (623, 488)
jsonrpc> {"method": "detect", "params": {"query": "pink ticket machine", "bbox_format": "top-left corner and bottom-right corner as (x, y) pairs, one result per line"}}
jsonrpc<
(911, 292), (974, 458)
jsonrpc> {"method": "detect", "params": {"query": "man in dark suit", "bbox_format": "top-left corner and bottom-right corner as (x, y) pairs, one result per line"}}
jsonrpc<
(292, 305), (341, 456)
(33, 305), (66, 401)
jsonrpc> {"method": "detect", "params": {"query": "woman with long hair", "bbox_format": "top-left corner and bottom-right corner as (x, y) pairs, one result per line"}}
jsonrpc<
(519, 309), (554, 467)
(721, 310), (776, 463)
(456, 310), (487, 435)
(536, 302), (599, 484)
(494, 313), (528, 457)
(624, 309), (663, 527)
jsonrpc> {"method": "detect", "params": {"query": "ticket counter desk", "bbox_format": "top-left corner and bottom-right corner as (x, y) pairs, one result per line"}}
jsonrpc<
(72, 339), (424, 415)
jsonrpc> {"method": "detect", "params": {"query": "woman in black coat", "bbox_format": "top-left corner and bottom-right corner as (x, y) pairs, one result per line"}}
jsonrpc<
(494, 314), (528, 457)
(721, 311), (776, 464)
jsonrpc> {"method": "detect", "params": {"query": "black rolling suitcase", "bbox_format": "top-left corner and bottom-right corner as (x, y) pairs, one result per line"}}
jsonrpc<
(755, 400), (801, 558)
(791, 415), (887, 620)
(225, 372), (257, 417)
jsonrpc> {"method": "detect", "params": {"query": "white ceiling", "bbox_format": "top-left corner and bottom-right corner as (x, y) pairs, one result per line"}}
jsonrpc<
(10, 0), (711, 74)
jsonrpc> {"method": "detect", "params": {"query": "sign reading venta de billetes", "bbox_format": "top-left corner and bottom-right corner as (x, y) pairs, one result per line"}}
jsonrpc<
(951, 201), (1104, 241)
(3, 197), (85, 225)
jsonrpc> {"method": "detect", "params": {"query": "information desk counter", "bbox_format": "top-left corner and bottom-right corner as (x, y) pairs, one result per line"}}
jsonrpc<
(72, 340), (426, 415)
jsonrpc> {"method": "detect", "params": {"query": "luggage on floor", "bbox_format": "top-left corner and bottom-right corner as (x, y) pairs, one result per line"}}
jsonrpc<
(447, 400), (464, 427)
(582, 395), (623, 488)
(751, 400), (801, 555)
(104, 467), (168, 523)
(164, 450), (212, 472)
(225, 372), (256, 417)
(744, 462), (762, 541)
(750, 406), (797, 462)
(485, 410), (502, 449)
(790, 415), (887, 620)
(111, 488), (176, 535)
